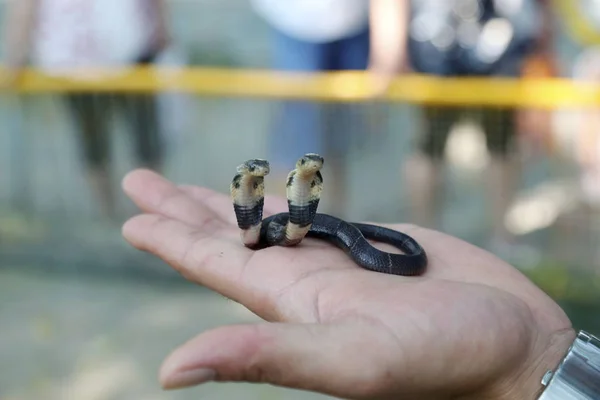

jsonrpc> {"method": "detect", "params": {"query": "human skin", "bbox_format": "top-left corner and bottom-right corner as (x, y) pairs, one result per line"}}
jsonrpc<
(121, 169), (574, 400)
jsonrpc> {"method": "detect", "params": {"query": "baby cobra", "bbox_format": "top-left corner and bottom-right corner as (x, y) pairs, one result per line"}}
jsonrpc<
(230, 154), (428, 276)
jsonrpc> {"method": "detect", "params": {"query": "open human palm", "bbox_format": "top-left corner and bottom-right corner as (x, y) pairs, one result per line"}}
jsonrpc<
(122, 169), (574, 400)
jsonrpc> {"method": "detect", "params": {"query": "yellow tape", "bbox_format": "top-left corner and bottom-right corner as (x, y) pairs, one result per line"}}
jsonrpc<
(6, 66), (600, 109)
(552, 0), (600, 45)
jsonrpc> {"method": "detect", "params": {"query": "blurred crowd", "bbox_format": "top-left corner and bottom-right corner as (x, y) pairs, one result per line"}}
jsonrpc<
(2, 0), (599, 258)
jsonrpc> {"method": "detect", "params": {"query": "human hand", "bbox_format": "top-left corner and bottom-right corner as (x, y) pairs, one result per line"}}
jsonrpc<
(366, 65), (396, 100)
(0, 66), (24, 92)
(366, 57), (412, 100)
(121, 169), (575, 400)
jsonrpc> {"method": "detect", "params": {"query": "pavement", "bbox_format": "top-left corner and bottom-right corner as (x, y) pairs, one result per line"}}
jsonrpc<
(0, 270), (333, 400)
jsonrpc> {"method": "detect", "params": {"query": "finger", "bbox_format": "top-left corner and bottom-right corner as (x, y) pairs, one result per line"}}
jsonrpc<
(178, 185), (288, 225)
(122, 213), (353, 321)
(122, 169), (224, 227)
(159, 322), (397, 399)
(122, 213), (251, 300)
(176, 185), (236, 224)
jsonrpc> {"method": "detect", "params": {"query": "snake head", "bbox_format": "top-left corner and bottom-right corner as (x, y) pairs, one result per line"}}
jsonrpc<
(236, 159), (271, 177)
(296, 153), (324, 173)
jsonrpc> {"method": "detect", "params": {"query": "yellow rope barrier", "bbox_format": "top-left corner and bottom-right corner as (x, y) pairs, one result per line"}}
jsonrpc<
(552, 0), (600, 46)
(6, 66), (600, 109)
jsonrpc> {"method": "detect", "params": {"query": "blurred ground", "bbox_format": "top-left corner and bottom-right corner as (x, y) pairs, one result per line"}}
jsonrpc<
(0, 270), (333, 400)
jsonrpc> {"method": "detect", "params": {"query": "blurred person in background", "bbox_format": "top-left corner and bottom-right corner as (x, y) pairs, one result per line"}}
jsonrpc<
(249, 0), (371, 213)
(571, 46), (600, 208)
(564, 46), (600, 268)
(368, 0), (556, 259)
(3, 0), (170, 219)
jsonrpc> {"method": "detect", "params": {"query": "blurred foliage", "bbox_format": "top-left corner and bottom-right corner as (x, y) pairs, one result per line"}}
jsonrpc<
(520, 262), (600, 304)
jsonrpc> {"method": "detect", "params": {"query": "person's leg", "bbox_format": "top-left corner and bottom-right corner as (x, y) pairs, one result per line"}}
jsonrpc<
(121, 92), (164, 173)
(481, 107), (520, 243)
(334, 26), (370, 70)
(403, 105), (456, 229)
(321, 27), (370, 215)
(66, 94), (116, 219)
(267, 28), (329, 197)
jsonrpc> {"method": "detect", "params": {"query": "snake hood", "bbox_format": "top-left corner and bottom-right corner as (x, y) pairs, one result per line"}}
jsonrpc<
(295, 153), (324, 175)
(236, 159), (270, 177)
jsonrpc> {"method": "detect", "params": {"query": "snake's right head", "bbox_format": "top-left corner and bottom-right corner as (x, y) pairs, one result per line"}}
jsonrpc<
(236, 159), (271, 177)
(296, 153), (324, 174)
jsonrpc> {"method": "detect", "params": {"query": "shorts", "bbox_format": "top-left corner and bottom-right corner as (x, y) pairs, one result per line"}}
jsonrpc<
(65, 92), (163, 168)
(267, 25), (370, 170)
(418, 105), (516, 159)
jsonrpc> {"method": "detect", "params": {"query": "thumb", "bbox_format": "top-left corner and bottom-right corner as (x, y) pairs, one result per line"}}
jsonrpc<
(159, 322), (394, 398)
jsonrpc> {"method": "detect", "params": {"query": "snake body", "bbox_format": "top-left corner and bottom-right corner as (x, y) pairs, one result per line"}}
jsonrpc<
(230, 154), (428, 276)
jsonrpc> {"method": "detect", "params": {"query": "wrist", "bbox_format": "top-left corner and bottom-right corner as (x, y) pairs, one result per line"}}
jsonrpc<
(538, 330), (600, 399)
(460, 328), (576, 400)
(523, 328), (576, 399)
(503, 328), (576, 400)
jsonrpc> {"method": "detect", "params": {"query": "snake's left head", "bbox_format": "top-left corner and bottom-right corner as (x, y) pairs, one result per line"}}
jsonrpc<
(236, 159), (271, 177)
(296, 153), (324, 174)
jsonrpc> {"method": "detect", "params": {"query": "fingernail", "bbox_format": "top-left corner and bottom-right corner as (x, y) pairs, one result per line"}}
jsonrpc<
(163, 368), (216, 390)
